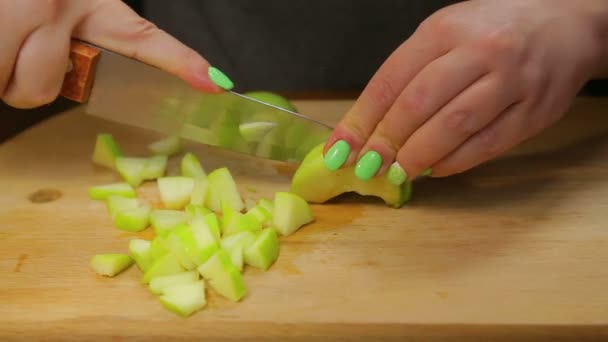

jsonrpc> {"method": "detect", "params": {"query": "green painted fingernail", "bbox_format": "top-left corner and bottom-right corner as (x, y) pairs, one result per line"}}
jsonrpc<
(355, 150), (382, 181)
(208, 66), (234, 90)
(324, 140), (350, 171)
(387, 161), (407, 185)
(421, 168), (433, 177)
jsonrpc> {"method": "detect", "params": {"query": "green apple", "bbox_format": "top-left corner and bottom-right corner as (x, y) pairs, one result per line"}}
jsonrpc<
(150, 209), (190, 236)
(238, 121), (278, 143)
(206, 167), (244, 213)
(222, 203), (262, 236)
(229, 246), (244, 272)
(220, 231), (257, 252)
(148, 135), (182, 156)
(244, 228), (280, 271)
(159, 280), (207, 317)
(114, 205), (151, 232)
(197, 249), (246, 302)
(142, 253), (185, 284)
(191, 214), (220, 243)
(157, 176), (195, 210)
(190, 178), (209, 206)
(90, 253), (133, 277)
(129, 239), (155, 272)
(203, 212), (221, 241)
(92, 133), (122, 170)
(115, 157), (148, 187)
(244, 91), (297, 112)
(88, 182), (136, 201)
(149, 237), (170, 261)
(189, 217), (220, 264)
(149, 271), (200, 295)
(181, 152), (207, 179)
(291, 143), (413, 208)
(164, 224), (199, 270)
(245, 205), (272, 226)
(141, 155), (168, 180)
(272, 192), (314, 236)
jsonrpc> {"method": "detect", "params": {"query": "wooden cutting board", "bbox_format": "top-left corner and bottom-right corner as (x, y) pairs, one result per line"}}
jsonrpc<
(1, 97), (608, 341)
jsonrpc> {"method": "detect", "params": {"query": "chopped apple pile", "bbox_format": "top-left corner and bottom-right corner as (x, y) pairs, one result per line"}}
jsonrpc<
(88, 133), (314, 317)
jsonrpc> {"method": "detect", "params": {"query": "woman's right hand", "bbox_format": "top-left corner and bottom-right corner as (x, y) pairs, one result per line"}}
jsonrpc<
(1, 0), (221, 109)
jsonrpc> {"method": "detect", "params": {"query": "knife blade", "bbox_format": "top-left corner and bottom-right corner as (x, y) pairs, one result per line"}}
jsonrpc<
(60, 40), (333, 163)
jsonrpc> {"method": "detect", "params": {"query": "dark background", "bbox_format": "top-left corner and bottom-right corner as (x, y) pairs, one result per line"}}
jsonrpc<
(0, 0), (606, 143)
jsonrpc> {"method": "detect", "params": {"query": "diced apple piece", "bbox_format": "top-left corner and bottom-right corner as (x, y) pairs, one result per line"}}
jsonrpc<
(220, 231), (257, 252)
(114, 205), (151, 232)
(164, 224), (199, 270)
(106, 195), (139, 219)
(141, 155), (168, 180)
(230, 246), (244, 272)
(181, 152), (206, 179)
(129, 239), (154, 272)
(149, 271), (199, 295)
(149, 237), (170, 261)
(88, 182), (135, 201)
(257, 198), (274, 213)
(204, 213), (221, 241)
(272, 192), (314, 236)
(92, 133), (122, 170)
(238, 121), (278, 143)
(143, 253), (185, 284)
(206, 167), (244, 213)
(189, 217), (220, 264)
(244, 198), (256, 211)
(90, 253), (133, 277)
(190, 178), (209, 206)
(159, 280), (206, 317)
(222, 209), (262, 236)
(148, 135), (182, 156)
(115, 157), (147, 187)
(150, 209), (190, 236)
(185, 204), (211, 218)
(158, 176), (195, 210)
(197, 250), (246, 302)
(246, 205), (272, 225)
(244, 229), (279, 271)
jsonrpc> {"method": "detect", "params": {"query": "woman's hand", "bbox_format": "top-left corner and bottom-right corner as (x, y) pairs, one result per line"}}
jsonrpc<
(0, 0), (221, 109)
(324, 0), (608, 181)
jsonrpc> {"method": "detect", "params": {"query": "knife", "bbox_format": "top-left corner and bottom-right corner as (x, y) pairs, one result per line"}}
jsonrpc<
(59, 40), (333, 163)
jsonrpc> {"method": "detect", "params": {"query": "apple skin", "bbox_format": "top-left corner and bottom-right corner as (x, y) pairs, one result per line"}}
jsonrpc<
(291, 143), (412, 208)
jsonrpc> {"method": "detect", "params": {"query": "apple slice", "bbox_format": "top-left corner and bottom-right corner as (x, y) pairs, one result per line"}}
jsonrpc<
(222, 205), (262, 236)
(158, 176), (195, 210)
(149, 271), (199, 295)
(148, 135), (182, 156)
(114, 205), (151, 232)
(238, 122), (278, 142)
(291, 143), (412, 208)
(88, 182), (136, 201)
(129, 239), (154, 272)
(203, 212), (221, 241)
(150, 209), (190, 236)
(159, 280), (207, 317)
(105, 195), (139, 220)
(142, 253), (185, 284)
(115, 157), (147, 187)
(197, 249), (246, 302)
(189, 217), (220, 264)
(190, 178), (209, 206)
(149, 237), (170, 261)
(92, 133), (122, 170)
(244, 228), (280, 271)
(181, 152), (206, 179)
(272, 192), (314, 236)
(90, 253), (133, 277)
(206, 167), (244, 213)
(246, 205), (272, 226)
(141, 155), (168, 180)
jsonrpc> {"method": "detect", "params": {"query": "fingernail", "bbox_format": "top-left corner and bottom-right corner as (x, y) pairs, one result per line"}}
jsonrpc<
(421, 168), (433, 177)
(324, 140), (350, 171)
(208, 66), (234, 90)
(387, 161), (407, 185)
(355, 150), (382, 181)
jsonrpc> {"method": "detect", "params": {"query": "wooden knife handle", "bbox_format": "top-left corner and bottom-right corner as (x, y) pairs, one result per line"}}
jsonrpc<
(60, 40), (101, 103)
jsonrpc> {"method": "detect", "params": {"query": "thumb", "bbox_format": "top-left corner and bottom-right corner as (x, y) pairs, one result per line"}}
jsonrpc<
(73, 0), (223, 93)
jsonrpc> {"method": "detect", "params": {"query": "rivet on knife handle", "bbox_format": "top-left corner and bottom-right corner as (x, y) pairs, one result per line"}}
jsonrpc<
(60, 39), (101, 103)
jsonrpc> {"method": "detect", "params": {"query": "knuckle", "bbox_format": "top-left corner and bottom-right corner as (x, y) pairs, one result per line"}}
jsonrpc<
(372, 122), (402, 152)
(365, 74), (400, 109)
(398, 86), (428, 122)
(420, 8), (456, 37)
(477, 125), (503, 158)
(445, 111), (477, 136)
(477, 27), (526, 65)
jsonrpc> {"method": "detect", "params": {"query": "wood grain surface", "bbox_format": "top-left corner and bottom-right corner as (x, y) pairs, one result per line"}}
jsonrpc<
(1, 97), (608, 341)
